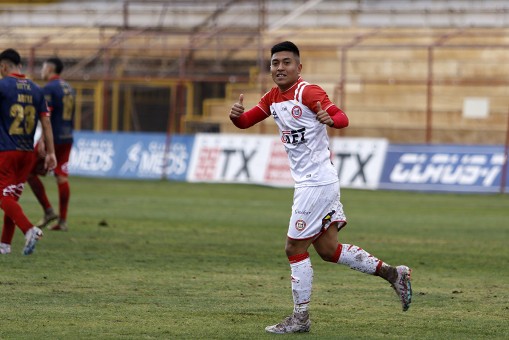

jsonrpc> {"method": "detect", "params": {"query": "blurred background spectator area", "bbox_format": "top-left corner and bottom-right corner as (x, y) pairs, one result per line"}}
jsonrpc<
(2, 0), (509, 144)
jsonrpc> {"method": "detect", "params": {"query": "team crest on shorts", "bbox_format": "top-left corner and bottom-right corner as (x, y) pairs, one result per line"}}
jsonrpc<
(295, 219), (307, 231)
(291, 106), (303, 119)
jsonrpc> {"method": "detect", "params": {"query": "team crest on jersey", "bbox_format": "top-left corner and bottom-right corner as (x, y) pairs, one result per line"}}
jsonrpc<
(295, 219), (307, 232)
(291, 105), (303, 119)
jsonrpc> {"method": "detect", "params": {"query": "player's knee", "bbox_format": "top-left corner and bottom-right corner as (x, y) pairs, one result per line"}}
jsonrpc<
(56, 175), (68, 184)
(284, 241), (309, 258)
(284, 243), (296, 257)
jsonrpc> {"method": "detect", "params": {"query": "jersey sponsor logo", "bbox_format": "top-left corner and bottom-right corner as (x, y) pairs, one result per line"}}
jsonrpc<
(291, 105), (303, 119)
(281, 127), (306, 145)
(295, 219), (307, 232)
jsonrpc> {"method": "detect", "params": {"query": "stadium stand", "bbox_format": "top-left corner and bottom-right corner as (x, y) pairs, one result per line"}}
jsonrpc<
(1, 0), (509, 144)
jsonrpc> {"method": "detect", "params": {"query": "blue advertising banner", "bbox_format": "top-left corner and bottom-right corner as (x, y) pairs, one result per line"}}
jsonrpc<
(68, 132), (194, 180)
(380, 144), (508, 193)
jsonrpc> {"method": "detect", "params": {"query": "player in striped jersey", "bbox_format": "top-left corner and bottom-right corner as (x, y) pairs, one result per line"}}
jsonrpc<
(0, 49), (56, 255)
(229, 41), (412, 334)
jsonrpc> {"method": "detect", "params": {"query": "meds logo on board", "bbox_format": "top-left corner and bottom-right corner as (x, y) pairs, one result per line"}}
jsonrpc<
(69, 138), (114, 173)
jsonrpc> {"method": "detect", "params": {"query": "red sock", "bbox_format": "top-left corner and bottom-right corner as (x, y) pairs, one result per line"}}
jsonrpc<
(28, 175), (52, 210)
(0, 197), (33, 234)
(58, 181), (70, 221)
(1, 215), (16, 244)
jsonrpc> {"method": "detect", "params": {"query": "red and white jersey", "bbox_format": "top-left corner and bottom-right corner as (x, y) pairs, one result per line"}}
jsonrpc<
(257, 78), (338, 187)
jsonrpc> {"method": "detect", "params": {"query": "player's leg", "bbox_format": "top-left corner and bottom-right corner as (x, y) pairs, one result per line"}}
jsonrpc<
(265, 237), (313, 334)
(0, 152), (33, 233)
(27, 174), (57, 228)
(49, 143), (71, 231)
(314, 224), (384, 273)
(29, 141), (57, 227)
(12, 151), (44, 255)
(0, 195), (43, 255)
(313, 223), (412, 311)
(0, 215), (15, 254)
(50, 175), (69, 231)
(266, 184), (337, 334)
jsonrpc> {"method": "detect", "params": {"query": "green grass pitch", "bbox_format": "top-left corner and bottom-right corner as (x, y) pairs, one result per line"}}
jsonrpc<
(1, 177), (508, 339)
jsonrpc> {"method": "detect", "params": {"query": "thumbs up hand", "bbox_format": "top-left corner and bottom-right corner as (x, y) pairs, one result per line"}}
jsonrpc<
(315, 101), (334, 127)
(230, 94), (245, 119)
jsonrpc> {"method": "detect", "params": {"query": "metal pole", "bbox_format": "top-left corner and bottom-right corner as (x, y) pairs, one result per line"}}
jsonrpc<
(426, 46), (433, 144)
(258, 0), (266, 134)
(28, 47), (35, 78)
(337, 47), (347, 137)
(123, 1), (129, 29)
(500, 105), (509, 194)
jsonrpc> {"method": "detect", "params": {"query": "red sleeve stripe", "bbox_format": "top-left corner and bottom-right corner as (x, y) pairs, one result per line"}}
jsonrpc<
(256, 104), (270, 116)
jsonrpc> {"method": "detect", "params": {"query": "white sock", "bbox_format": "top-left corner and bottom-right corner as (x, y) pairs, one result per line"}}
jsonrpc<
(337, 244), (381, 275)
(289, 254), (313, 313)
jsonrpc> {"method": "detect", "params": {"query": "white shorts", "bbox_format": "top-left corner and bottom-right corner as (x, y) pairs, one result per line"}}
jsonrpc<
(287, 181), (347, 240)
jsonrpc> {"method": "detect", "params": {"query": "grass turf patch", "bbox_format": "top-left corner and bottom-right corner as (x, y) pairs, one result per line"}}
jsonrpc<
(0, 177), (507, 339)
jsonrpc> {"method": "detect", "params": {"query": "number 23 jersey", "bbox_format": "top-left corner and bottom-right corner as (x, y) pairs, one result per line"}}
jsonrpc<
(257, 77), (338, 188)
(0, 74), (49, 151)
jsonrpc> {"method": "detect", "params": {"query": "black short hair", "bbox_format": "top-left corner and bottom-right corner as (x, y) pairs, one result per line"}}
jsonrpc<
(0, 48), (21, 65)
(270, 41), (300, 58)
(46, 57), (64, 74)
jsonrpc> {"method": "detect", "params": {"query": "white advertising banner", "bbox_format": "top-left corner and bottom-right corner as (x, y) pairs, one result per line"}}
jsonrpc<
(188, 133), (388, 189)
(330, 137), (388, 189)
(187, 134), (285, 185)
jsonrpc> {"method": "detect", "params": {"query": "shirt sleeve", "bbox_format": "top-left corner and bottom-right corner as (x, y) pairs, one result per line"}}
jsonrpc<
(230, 105), (269, 129)
(302, 84), (349, 129)
(327, 105), (349, 128)
(230, 90), (272, 129)
(43, 87), (53, 112)
(39, 90), (51, 118)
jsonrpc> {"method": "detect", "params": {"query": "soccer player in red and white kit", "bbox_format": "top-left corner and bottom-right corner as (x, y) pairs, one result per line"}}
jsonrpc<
(0, 49), (56, 255)
(28, 57), (75, 231)
(229, 41), (412, 334)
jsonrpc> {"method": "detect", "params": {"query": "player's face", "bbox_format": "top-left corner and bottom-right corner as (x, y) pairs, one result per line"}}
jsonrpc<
(41, 62), (51, 80)
(270, 51), (302, 91)
(0, 62), (9, 78)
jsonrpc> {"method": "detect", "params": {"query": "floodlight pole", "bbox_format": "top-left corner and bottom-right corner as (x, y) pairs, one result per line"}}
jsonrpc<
(425, 46), (433, 144)
(501, 105), (509, 194)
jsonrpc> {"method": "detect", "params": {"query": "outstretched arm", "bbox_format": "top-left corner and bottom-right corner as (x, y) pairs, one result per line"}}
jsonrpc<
(229, 94), (269, 129)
